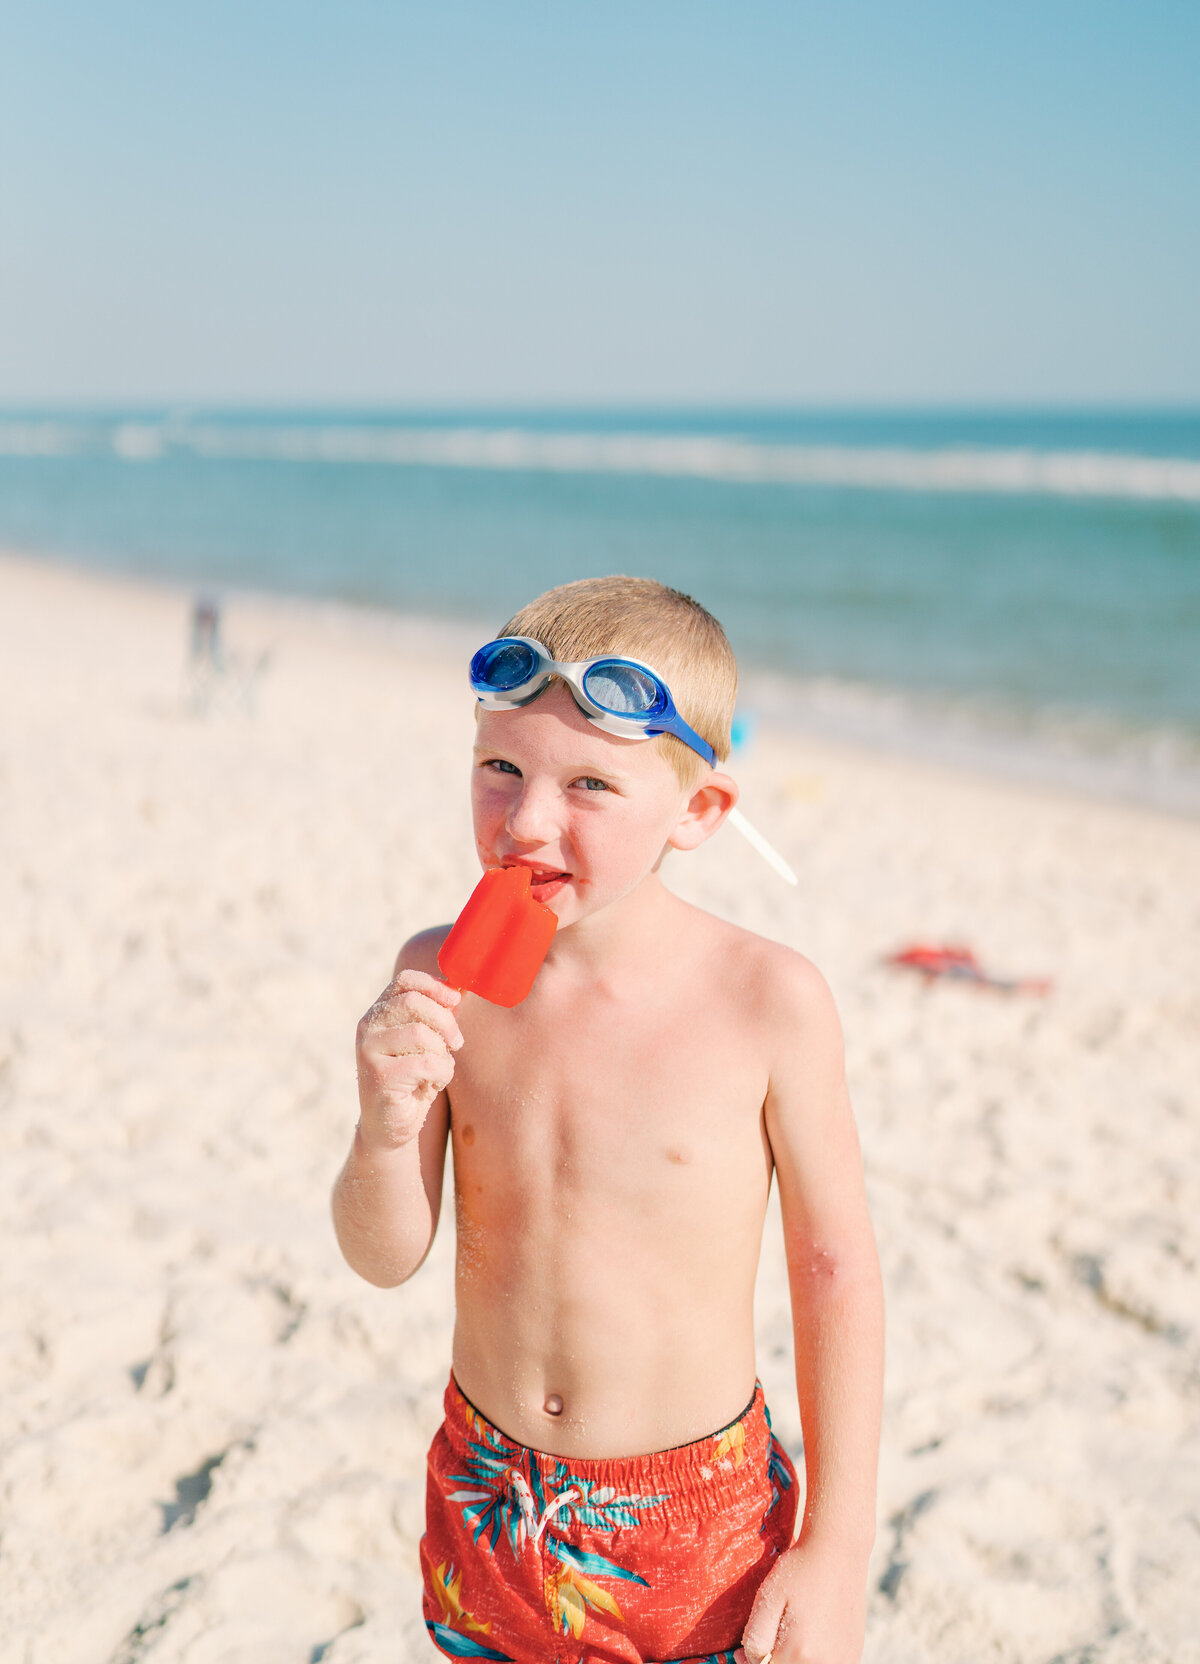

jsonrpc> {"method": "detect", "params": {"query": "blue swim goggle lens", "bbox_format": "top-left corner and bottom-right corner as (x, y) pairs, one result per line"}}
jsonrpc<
(469, 635), (716, 767)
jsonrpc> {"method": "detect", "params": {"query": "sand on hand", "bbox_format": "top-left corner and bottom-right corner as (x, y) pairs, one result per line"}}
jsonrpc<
(1, 551), (1198, 1664)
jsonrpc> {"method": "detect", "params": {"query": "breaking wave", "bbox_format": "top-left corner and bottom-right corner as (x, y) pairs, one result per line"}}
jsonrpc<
(3, 418), (1200, 503)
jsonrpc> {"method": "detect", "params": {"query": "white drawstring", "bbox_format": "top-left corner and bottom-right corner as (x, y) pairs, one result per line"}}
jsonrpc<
(508, 1469), (580, 1548)
(727, 807), (798, 886)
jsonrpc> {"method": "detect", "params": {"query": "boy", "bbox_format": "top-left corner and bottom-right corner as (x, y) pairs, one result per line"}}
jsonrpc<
(333, 577), (884, 1664)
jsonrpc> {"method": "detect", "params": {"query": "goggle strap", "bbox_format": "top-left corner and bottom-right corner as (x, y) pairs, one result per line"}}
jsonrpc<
(644, 715), (717, 768)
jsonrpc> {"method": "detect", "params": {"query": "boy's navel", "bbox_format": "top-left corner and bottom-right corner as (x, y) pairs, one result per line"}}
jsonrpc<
(543, 1393), (564, 1416)
(665, 1145), (691, 1165)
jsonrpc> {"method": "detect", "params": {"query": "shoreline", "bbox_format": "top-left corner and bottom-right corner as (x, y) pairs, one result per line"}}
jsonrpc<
(6, 542), (1198, 826)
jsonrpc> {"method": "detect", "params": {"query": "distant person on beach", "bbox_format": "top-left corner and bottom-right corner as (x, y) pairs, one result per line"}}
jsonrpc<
(189, 595), (222, 666)
(333, 576), (884, 1664)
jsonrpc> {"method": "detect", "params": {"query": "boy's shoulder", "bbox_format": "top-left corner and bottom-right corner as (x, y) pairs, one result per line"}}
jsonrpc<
(682, 900), (841, 1032)
(392, 924), (452, 979)
(682, 910), (846, 1117)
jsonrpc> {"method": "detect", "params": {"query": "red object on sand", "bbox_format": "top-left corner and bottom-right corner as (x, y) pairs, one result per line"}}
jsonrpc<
(885, 942), (1051, 995)
(437, 866), (558, 1007)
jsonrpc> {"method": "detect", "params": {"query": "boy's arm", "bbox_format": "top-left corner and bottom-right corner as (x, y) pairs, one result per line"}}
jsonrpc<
(331, 934), (463, 1288)
(741, 954), (884, 1664)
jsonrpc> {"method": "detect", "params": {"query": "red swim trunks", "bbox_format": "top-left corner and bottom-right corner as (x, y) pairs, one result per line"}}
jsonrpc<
(420, 1376), (798, 1664)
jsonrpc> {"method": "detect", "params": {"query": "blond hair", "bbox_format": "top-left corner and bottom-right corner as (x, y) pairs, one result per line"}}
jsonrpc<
(497, 576), (737, 789)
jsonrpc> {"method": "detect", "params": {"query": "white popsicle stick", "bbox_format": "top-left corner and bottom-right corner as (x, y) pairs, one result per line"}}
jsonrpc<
(727, 806), (798, 886)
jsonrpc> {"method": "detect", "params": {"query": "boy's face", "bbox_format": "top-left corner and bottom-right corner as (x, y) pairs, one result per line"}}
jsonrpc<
(471, 681), (710, 927)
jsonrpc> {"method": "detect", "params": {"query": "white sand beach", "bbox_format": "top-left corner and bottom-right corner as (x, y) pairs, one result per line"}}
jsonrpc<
(2, 550), (1197, 1664)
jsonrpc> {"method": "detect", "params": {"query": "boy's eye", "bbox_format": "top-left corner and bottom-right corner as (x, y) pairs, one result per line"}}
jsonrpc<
(484, 758), (521, 776)
(575, 776), (610, 792)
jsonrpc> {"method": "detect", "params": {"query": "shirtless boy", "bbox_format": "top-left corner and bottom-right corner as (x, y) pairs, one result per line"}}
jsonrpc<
(333, 577), (884, 1664)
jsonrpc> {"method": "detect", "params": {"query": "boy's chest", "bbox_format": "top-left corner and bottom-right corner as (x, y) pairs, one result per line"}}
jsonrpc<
(447, 989), (772, 1196)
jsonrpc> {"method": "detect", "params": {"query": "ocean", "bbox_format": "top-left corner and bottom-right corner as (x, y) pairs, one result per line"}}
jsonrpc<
(2, 407), (1198, 812)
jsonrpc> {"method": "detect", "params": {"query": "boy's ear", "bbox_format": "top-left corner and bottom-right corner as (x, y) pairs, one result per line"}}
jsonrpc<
(667, 771), (739, 853)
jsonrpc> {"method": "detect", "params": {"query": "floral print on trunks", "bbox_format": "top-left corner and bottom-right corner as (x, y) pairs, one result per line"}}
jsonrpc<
(421, 1377), (799, 1664)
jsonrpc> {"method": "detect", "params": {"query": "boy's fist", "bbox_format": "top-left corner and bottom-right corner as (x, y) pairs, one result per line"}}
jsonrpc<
(355, 969), (464, 1149)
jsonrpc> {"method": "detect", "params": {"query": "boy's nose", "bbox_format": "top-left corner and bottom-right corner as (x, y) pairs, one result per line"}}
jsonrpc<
(505, 783), (561, 845)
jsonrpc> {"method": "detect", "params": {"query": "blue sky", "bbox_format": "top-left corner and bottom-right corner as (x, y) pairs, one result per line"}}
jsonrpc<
(1, 1), (1197, 404)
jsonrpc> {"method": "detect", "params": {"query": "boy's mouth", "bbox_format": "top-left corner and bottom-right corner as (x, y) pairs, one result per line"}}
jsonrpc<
(502, 859), (572, 902)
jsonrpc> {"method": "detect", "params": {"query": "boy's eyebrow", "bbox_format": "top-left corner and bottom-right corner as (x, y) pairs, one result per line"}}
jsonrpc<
(471, 742), (635, 784)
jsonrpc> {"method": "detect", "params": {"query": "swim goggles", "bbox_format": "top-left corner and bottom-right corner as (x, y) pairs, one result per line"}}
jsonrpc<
(469, 635), (798, 885)
(469, 636), (716, 766)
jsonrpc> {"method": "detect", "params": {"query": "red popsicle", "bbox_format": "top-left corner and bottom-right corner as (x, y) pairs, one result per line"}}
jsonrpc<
(437, 866), (558, 1007)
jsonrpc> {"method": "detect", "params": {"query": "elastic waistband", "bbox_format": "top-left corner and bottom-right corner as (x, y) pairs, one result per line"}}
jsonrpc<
(443, 1375), (772, 1520)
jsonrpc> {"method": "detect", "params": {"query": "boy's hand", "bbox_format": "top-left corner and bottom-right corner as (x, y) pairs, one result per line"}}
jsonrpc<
(355, 969), (464, 1150)
(737, 1536), (867, 1664)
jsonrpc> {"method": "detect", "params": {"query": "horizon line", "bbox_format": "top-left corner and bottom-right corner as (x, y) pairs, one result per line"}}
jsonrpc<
(2, 396), (1199, 416)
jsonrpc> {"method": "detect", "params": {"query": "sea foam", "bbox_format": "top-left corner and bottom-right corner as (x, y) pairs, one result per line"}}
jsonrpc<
(176, 423), (1200, 502)
(3, 418), (1200, 504)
